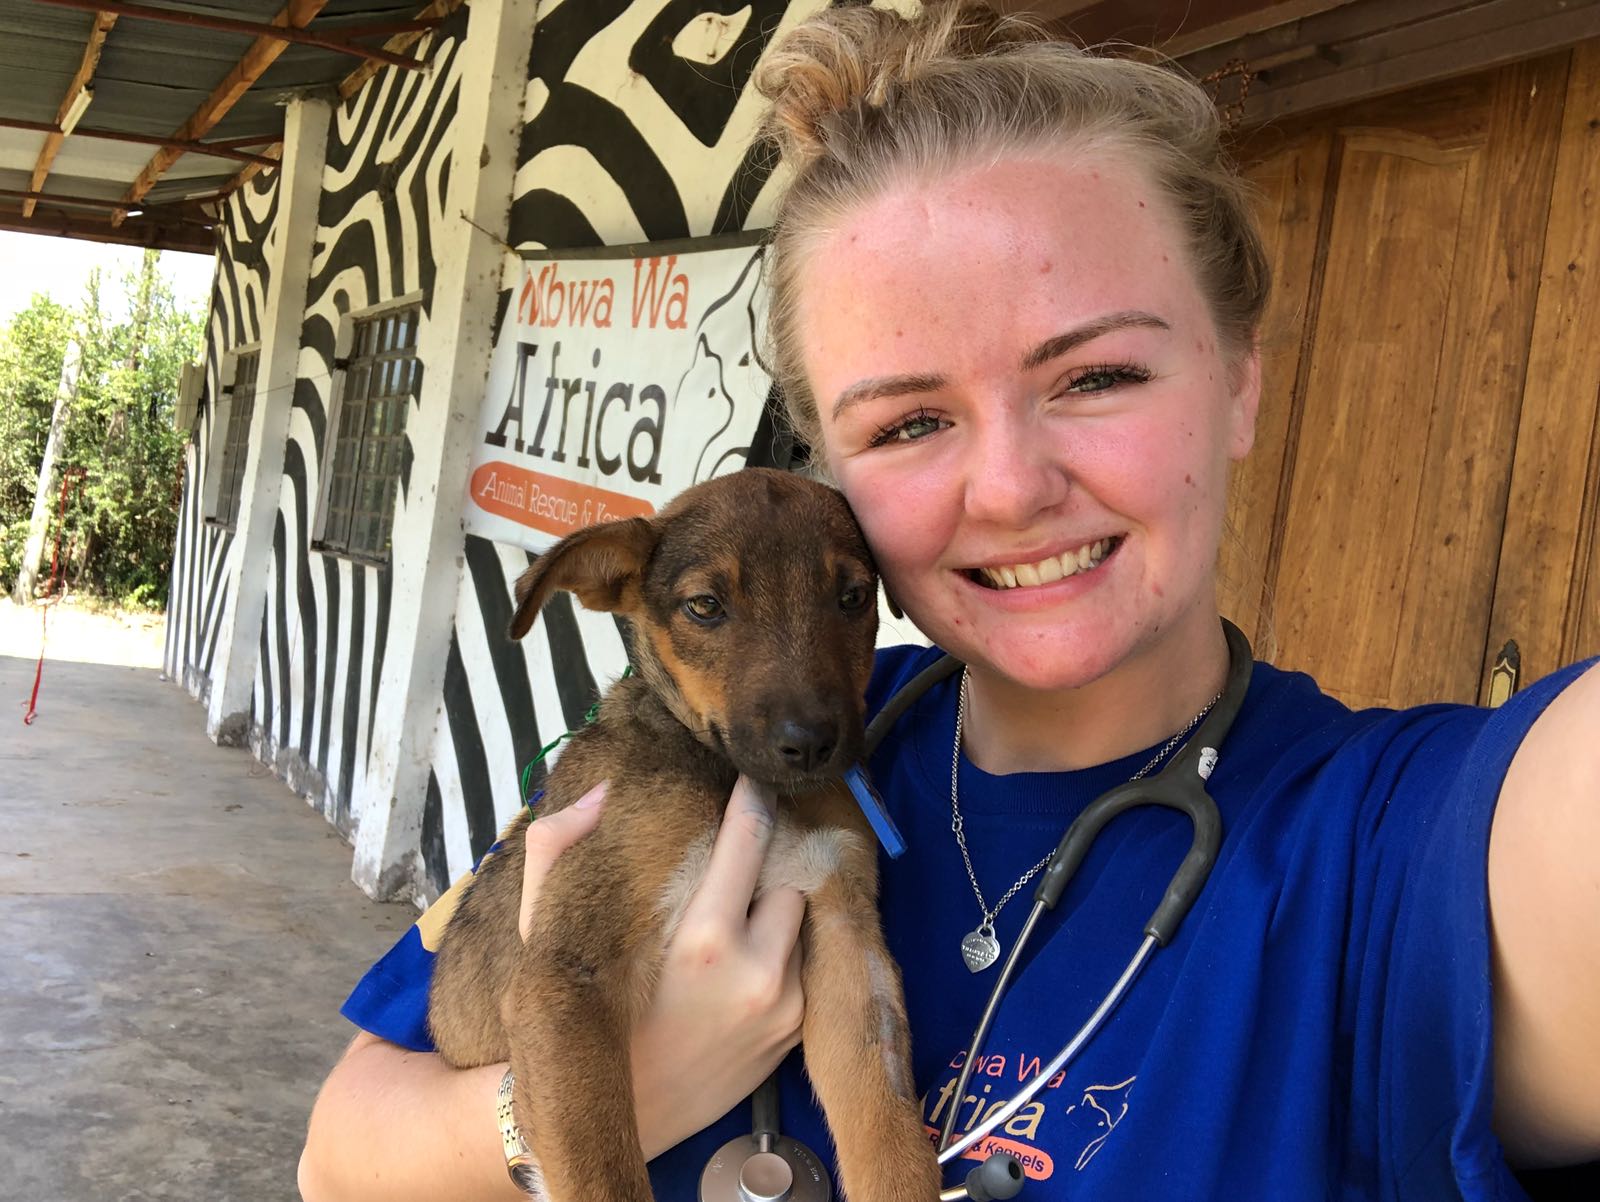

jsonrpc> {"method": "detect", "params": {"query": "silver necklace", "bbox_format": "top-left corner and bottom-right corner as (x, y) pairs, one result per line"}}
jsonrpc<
(952, 670), (1220, 973)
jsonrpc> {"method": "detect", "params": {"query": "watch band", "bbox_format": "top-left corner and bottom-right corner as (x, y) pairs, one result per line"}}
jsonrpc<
(496, 1068), (542, 1194)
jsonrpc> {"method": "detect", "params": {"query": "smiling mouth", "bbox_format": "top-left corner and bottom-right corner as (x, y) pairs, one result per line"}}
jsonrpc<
(967, 536), (1122, 590)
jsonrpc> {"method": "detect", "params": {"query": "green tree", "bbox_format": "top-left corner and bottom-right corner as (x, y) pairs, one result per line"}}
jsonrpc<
(0, 251), (207, 608)
(0, 294), (72, 585)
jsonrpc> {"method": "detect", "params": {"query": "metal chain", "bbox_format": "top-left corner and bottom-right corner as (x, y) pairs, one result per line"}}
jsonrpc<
(950, 669), (1221, 931)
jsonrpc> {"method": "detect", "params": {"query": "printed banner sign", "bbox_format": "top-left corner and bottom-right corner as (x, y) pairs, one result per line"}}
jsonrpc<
(465, 239), (774, 551)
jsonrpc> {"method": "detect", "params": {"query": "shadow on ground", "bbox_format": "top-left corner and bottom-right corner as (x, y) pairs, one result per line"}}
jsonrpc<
(1, 654), (415, 1202)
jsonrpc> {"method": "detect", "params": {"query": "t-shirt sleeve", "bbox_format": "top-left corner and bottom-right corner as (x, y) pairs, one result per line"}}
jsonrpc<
(1364, 660), (1597, 1198)
(340, 826), (525, 1052)
(339, 875), (457, 1052)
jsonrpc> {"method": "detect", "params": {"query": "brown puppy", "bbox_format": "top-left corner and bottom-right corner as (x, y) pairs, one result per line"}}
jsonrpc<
(428, 468), (940, 1202)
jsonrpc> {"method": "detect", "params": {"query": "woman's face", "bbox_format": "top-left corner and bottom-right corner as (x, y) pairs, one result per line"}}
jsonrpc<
(798, 152), (1259, 693)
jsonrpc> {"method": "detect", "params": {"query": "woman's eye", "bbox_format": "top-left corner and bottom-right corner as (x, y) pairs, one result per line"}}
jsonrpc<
(869, 408), (946, 447)
(683, 595), (724, 623)
(1065, 364), (1151, 395)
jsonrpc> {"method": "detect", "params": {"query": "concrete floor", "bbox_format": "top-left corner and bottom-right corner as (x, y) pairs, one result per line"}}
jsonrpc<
(0, 652), (416, 1202)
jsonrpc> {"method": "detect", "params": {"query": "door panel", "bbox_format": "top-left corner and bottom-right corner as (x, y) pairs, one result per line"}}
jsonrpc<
(1220, 128), (1332, 655)
(1485, 41), (1600, 689)
(1231, 55), (1568, 709)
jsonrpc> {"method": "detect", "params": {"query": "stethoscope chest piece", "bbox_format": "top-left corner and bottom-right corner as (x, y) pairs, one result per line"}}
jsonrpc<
(700, 1133), (832, 1202)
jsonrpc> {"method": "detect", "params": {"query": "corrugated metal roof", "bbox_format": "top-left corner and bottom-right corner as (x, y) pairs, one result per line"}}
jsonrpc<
(0, 0), (450, 253)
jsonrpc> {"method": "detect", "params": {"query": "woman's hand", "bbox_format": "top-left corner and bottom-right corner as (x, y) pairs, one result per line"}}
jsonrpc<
(520, 776), (807, 1159)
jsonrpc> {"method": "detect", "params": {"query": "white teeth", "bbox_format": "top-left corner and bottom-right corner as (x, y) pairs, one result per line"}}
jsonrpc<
(975, 538), (1115, 591)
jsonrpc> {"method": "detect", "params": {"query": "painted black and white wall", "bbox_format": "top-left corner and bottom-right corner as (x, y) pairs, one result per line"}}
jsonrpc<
(247, 6), (467, 836)
(164, 167), (279, 703)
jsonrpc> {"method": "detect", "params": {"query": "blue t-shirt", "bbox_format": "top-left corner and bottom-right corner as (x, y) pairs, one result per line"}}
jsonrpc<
(343, 649), (1595, 1200)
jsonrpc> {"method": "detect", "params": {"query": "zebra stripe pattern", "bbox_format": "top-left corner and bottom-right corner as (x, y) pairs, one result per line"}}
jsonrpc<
(164, 167), (279, 702)
(249, 9), (467, 835)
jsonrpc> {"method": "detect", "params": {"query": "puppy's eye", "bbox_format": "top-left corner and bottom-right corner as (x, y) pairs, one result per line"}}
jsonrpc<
(683, 595), (724, 624)
(839, 583), (872, 612)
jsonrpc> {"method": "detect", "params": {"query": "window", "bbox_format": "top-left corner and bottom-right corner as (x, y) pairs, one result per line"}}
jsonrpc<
(213, 350), (260, 527)
(319, 304), (421, 560)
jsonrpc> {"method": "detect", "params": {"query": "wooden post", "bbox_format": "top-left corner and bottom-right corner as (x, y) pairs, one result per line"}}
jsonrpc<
(12, 338), (84, 604)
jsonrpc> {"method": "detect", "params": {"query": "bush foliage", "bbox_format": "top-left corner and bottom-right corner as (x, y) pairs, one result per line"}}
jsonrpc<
(0, 251), (206, 608)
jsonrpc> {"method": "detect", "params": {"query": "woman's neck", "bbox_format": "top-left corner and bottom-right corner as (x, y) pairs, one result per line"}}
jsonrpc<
(959, 609), (1233, 775)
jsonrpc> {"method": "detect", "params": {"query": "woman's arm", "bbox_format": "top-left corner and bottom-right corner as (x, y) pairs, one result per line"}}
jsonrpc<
(1489, 660), (1600, 1167)
(299, 778), (807, 1201)
(298, 1033), (520, 1202)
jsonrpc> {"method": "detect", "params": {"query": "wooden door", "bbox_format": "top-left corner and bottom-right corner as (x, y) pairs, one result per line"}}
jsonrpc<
(1482, 40), (1600, 694)
(1223, 53), (1575, 710)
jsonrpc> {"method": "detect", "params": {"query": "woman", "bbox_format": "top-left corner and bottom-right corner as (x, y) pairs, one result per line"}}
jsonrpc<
(299, 5), (1600, 1199)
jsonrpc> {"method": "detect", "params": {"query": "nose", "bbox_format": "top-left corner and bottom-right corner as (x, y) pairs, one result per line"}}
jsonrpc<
(774, 717), (839, 773)
(962, 409), (1070, 527)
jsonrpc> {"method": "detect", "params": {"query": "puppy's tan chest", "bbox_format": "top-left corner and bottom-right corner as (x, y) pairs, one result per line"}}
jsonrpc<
(653, 817), (869, 944)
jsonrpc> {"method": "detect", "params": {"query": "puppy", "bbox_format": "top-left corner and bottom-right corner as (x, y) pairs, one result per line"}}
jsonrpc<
(428, 468), (940, 1202)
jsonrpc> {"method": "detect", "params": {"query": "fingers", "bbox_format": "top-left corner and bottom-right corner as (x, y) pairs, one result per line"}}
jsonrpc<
(683, 775), (777, 928)
(520, 780), (606, 941)
(748, 885), (806, 956)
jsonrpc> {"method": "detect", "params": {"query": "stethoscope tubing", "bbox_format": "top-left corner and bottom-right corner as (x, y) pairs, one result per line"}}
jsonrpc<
(936, 902), (1046, 1151)
(939, 931), (1158, 1163)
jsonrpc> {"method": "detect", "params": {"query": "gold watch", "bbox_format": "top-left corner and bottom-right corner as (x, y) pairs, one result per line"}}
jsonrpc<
(496, 1068), (541, 1193)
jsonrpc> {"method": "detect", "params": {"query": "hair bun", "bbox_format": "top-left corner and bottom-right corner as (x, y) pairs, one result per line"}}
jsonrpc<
(756, 2), (1047, 171)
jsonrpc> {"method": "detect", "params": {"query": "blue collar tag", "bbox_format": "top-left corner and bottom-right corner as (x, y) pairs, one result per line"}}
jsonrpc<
(843, 764), (906, 859)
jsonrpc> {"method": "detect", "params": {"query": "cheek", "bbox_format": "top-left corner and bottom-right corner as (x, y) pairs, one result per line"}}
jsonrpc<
(831, 459), (950, 580)
(1080, 415), (1226, 533)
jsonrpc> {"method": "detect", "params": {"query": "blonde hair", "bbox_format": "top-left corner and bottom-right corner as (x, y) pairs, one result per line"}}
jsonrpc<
(755, 2), (1271, 452)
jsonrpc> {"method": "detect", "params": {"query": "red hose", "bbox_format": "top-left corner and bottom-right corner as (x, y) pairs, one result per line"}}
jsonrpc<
(21, 468), (86, 726)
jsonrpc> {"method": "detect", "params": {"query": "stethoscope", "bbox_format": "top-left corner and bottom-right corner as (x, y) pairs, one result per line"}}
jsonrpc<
(700, 619), (1254, 1202)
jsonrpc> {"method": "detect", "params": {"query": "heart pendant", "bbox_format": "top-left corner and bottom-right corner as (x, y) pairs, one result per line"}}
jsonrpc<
(961, 925), (1001, 973)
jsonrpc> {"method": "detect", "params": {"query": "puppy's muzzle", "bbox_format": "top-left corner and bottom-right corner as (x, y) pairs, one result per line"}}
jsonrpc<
(774, 716), (841, 774)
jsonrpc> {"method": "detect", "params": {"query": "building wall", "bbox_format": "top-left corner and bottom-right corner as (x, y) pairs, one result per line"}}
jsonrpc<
(164, 168), (279, 705)
(247, 8), (467, 835)
(166, 6), (468, 840)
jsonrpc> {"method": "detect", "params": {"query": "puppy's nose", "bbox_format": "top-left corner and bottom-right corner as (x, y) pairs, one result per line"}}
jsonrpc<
(774, 718), (839, 773)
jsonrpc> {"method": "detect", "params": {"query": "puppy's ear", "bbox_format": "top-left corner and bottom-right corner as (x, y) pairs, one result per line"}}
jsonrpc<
(508, 517), (657, 640)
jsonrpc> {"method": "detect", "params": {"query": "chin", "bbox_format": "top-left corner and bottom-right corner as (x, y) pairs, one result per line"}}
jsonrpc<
(932, 621), (1140, 694)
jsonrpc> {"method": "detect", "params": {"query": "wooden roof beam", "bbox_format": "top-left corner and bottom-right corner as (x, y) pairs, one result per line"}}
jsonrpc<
(222, 0), (465, 198)
(113, 0), (329, 227)
(33, 0), (425, 71)
(22, 8), (117, 218)
(0, 116), (279, 166)
(0, 206), (215, 254)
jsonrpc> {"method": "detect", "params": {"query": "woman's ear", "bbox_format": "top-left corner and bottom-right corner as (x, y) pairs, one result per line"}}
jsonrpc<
(1227, 346), (1263, 461)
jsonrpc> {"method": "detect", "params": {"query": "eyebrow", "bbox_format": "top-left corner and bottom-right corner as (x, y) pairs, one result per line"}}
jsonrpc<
(829, 310), (1171, 420)
(1019, 310), (1172, 372)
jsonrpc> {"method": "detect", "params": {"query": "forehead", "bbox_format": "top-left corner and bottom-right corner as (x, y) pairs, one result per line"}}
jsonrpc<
(796, 152), (1210, 384)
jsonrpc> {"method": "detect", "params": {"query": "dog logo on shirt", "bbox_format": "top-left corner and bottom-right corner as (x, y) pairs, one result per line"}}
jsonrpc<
(1062, 1076), (1136, 1170)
